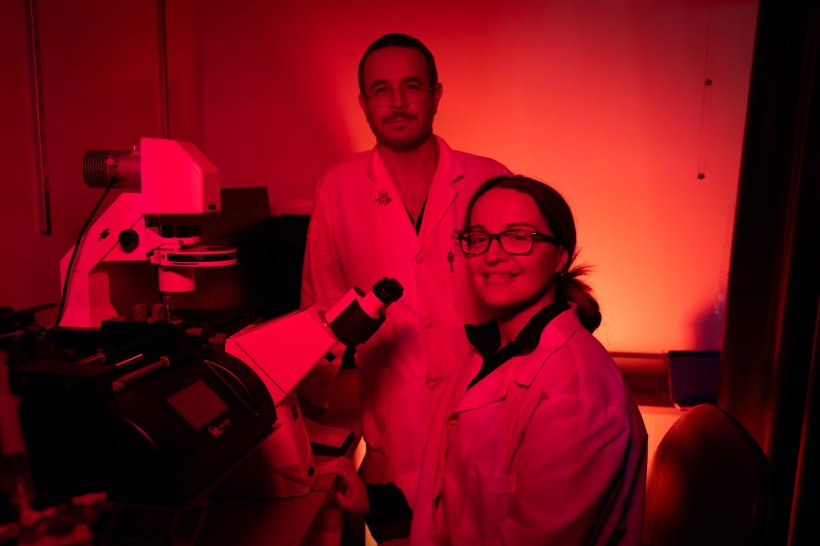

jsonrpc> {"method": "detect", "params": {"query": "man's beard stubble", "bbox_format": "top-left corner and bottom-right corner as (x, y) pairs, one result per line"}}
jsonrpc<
(369, 112), (434, 152)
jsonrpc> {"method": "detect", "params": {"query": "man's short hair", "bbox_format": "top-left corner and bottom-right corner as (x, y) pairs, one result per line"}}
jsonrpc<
(358, 33), (438, 95)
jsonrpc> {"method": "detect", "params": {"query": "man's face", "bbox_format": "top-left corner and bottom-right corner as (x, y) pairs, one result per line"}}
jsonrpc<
(358, 46), (442, 151)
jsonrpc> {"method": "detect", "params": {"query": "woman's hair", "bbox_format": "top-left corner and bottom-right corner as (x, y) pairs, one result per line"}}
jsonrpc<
(464, 175), (602, 333)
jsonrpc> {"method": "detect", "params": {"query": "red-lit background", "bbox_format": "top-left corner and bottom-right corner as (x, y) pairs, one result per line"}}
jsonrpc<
(0, 0), (758, 354)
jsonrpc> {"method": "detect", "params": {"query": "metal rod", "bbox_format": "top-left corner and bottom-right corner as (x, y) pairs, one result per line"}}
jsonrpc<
(112, 356), (170, 392)
(74, 353), (106, 365)
(113, 353), (146, 368)
(25, 0), (51, 234)
(156, 0), (170, 137)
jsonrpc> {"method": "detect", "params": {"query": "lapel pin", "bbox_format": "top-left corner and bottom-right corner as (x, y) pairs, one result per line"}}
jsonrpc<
(375, 190), (392, 207)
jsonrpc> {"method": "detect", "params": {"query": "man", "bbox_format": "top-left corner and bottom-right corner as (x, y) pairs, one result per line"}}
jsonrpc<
(301, 33), (509, 541)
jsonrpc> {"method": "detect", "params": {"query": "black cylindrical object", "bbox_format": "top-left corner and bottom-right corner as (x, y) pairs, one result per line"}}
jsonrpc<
(83, 149), (141, 188)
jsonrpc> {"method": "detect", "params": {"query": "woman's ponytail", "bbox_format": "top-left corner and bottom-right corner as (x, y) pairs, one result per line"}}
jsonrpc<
(557, 264), (601, 333)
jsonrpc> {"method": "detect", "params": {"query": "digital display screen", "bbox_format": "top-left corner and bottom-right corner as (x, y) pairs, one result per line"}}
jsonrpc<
(167, 379), (228, 430)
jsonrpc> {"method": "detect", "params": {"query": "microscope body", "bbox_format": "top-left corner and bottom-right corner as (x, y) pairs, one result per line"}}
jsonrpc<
(220, 279), (404, 497)
(59, 138), (233, 328)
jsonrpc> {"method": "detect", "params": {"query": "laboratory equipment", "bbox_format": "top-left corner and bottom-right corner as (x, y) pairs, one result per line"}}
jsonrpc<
(7, 277), (402, 506)
(58, 137), (237, 328)
(221, 277), (404, 497)
(8, 135), (406, 542)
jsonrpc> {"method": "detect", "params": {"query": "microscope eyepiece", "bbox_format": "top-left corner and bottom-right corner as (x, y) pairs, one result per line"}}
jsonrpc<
(372, 278), (404, 305)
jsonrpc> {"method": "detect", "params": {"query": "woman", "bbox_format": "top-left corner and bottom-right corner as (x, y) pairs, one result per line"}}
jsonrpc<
(326, 175), (647, 545)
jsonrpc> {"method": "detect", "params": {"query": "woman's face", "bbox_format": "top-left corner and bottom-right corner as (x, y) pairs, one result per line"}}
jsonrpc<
(466, 187), (568, 320)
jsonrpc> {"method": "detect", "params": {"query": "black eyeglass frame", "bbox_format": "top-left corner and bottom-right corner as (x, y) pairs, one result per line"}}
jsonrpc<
(457, 229), (563, 256)
(362, 84), (434, 106)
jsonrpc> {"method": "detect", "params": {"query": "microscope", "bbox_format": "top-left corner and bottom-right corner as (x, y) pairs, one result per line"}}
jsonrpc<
(8, 137), (404, 528)
(221, 277), (404, 497)
(57, 137), (237, 328)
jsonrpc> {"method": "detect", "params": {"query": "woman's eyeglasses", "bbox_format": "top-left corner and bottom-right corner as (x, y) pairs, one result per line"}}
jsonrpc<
(457, 229), (562, 256)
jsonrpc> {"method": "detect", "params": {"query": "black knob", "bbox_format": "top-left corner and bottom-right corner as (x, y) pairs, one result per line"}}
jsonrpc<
(372, 277), (404, 304)
(118, 229), (140, 252)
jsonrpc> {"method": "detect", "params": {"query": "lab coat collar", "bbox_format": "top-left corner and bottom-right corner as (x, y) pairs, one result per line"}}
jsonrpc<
(416, 139), (460, 247)
(364, 137), (465, 250)
(365, 144), (390, 185)
(449, 306), (584, 415)
(364, 136), (464, 187)
(464, 300), (569, 365)
(510, 305), (584, 386)
(450, 358), (511, 414)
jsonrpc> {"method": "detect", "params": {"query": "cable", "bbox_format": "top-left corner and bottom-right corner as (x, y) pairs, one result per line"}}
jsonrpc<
(55, 182), (117, 327)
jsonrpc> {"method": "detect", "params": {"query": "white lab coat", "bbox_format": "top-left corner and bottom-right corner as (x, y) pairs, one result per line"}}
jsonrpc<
(411, 306), (647, 546)
(301, 137), (509, 501)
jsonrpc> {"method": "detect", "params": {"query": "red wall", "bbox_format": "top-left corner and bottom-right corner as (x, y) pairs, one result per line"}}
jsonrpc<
(0, 0), (758, 354)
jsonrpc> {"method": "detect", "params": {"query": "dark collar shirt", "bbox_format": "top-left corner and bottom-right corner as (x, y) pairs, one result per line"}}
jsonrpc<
(464, 299), (570, 390)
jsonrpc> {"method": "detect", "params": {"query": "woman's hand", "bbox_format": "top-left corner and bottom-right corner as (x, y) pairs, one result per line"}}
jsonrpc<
(318, 457), (369, 514)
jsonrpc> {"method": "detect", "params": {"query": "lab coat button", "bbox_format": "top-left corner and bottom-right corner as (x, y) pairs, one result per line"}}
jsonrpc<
(422, 317), (433, 328)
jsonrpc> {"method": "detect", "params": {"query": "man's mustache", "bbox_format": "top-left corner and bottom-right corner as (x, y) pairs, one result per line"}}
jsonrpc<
(382, 113), (416, 123)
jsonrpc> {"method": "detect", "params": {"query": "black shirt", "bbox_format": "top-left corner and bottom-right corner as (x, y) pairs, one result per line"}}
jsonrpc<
(465, 300), (569, 389)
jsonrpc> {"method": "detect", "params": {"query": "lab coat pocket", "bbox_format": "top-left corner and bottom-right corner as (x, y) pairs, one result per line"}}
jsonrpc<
(458, 461), (517, 543)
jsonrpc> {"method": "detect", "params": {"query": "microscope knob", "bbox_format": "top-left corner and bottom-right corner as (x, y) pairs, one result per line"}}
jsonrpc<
(118, 229), (140, 252)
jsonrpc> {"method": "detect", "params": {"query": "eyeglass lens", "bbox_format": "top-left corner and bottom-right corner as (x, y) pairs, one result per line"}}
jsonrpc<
(367, 83), (430, 107)
(460, 231), (535, 255)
